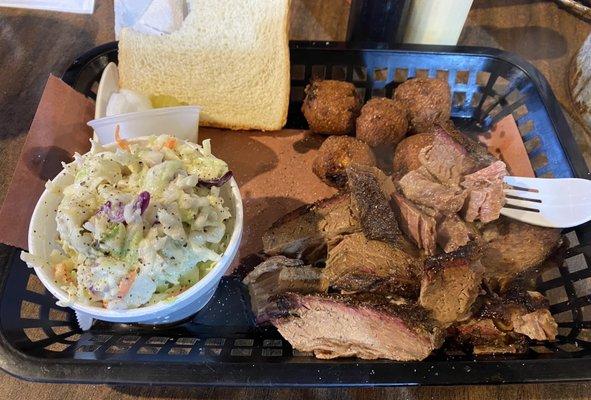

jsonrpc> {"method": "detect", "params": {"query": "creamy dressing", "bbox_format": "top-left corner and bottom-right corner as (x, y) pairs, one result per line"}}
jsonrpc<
(24, 135), (231, 309)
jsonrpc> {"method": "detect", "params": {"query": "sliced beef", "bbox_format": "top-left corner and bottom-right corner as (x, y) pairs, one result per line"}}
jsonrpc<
(323, 232), (422, 297)
(392, 192), (437, 255)
(268, 292), (443, 361)
(398, 167), (467, 214)
(262, 193), (361, 262)
(243, 256), (328, 324)
(480, 216), (562, 284)
(480, 291), (557, 341)
(461, 160), (507, 223)
(346, 165), (400, 243)
(455, 318), (528, 355)
(419, 242), (484, 325)
(419, 128), (477, 185)
(436, 214), (473, 253)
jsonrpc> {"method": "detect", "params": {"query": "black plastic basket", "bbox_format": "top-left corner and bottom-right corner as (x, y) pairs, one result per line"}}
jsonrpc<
(1, 41), (590, 386)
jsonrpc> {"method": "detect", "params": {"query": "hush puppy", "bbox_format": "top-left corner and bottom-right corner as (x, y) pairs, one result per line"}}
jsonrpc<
(356, 97), (409, 148)
(313, 136), (376, 188)
(394, 78), (451, 133)
(302, 80), (362, 135)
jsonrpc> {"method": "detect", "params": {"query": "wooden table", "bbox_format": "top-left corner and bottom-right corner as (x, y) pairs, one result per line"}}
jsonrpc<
(0, 0), (590, 398)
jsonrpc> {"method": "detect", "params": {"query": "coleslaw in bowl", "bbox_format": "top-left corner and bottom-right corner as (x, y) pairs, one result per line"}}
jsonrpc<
(22, 134), (243, 324)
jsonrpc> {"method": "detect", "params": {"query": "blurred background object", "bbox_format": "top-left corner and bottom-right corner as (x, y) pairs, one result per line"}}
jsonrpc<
(570, 33), (591, 131)
(0, 0), (94, 14)
(290, 0), (475, 46)
(554, 0), (591, 20)
(346, 0), (408, 46)
(403, 0), (474, 45)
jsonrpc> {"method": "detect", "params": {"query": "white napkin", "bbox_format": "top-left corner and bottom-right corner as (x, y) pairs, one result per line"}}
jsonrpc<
(0, 0), (94, 14)
(114, 0), (188, 39)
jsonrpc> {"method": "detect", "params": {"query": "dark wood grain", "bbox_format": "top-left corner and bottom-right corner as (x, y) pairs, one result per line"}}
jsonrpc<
(1, 0), (591, 398)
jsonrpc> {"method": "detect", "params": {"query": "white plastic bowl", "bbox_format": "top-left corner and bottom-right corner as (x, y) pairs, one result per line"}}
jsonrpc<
(88, 106), (201, 145)
(25, 137), (243, 327)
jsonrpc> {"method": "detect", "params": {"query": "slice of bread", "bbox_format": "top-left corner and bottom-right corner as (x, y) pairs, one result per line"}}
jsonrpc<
(119, 0), (290, 131)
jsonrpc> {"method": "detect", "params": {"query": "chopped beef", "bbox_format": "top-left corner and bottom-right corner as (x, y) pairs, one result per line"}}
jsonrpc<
(398, 167), (467, 214)
(513, 308), (556, 340)
(512, 309), (557, 340)
(436, 214), (473, 253)
(455, 318), (528, 355)
(392, 192), (437, 255)
(462, 186), (488, 223)
(346, 165), (400, 243)
(419, 127), (477, 185)
(243, 256), (328, 323)
(323, 232), (422, 297)
(392, 132), (435, 180)
(461, 160), (507, 223)
(268, 292), (443, 361)
(498, 241), (568, 294)
(480, 291), (557, 341)
(262, 193), (361, 262)
(419, 242), (484, 325)
(480, 216), (562, 285)
(445, 125), (498, 168)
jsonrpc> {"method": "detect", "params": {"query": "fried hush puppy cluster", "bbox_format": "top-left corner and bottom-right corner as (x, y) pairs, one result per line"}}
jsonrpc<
(302, 77), (451, 187)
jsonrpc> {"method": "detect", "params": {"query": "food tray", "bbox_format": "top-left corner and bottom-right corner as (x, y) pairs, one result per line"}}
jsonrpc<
(0, 41), (590, 386)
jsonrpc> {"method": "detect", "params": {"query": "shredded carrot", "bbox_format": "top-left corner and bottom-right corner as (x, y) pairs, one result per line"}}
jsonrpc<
(114, 125), (129, 150)
(164, 137), (177, 149)
(117, 269), (137, 298)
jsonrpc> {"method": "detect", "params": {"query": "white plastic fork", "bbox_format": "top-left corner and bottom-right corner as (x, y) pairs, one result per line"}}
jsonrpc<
(501, 176), (591, 228)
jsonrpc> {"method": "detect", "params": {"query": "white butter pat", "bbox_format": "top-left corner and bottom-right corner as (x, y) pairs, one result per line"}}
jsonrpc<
(106, 89), (153, 117)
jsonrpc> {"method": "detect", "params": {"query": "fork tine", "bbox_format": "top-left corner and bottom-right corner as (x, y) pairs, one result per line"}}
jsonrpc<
(500, 207), (555, 227)
(504, 198), (541, 210)
(501, 206), (584, 228)
(503, 189), (542, 200)
(503, 176), (540, 191)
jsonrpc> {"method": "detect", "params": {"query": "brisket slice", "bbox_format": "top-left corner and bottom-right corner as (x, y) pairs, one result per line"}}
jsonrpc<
(269, 292), (443, 361)
(346, 165), (400, 243)
(419, 242), (484, 325)
(455, 318), (528, 355)
(243, 256), (328, 324)
(391, 192), (437, 255)
(323, 232), (422, 297)
(480, 216), (562, 285)
(436, 214), (473, 253)
(398, 167), (467, 214)
(262, 193), (361, 262)
(418, 127), (478, 185)
(461, 160), (508, 223)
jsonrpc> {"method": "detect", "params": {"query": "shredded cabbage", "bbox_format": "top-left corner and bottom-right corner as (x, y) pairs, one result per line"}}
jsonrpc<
(24, 135), (232, 310)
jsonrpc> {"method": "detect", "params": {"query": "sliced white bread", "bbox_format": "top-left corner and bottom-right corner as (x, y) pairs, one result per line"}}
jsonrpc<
(119, 0), (290, 131)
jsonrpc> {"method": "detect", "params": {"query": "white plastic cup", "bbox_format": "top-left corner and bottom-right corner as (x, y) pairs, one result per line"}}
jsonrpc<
(87, 106), (201, 144)
(25, 138), (242, 327)
(403, 0), (474, 46)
